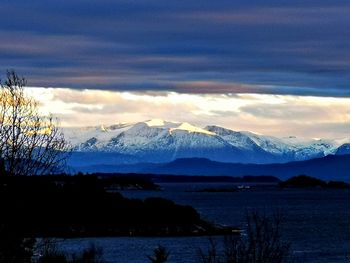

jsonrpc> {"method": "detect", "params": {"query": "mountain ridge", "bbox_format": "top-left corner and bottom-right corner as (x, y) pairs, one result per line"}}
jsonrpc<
(70, 154), (350, 181)
(63, 119), (349, 170)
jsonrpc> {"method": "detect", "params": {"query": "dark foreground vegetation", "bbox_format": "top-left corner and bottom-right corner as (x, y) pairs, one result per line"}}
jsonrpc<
(29, 211), (291, 263)
(0, 175), (236, 237)
(199, 212), (292, 263)
(35, 242), (105, 263)
(280, 175), (350, 189)
(34, 242), (170, 263)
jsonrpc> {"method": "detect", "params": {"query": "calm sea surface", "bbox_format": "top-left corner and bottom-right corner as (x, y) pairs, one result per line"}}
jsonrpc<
(56, 183), (350, 263)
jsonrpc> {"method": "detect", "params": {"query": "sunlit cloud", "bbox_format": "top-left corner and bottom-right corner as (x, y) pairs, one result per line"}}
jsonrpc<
(26, 87), (350, 139)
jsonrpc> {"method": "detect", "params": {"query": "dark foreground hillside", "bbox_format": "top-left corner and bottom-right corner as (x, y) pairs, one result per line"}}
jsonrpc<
(0, 176), (235, 237)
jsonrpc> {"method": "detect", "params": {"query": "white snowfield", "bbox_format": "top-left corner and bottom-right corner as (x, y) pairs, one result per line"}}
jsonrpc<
(169, 123), (215, 136)
(63, 119), (348, 165)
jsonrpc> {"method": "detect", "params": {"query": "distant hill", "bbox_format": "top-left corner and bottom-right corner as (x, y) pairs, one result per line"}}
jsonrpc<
(335, 143), (350, 155)
(72, 154), (350, 181)
(146, 155), (350, 181)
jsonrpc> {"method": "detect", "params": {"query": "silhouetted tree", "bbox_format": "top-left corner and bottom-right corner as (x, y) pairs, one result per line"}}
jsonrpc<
(147, 245), (170, 263)
(35, 240), (105, 263)
(199, 211), (291, 263)
(0, 70), (70, 176)
(0, 70), (70, 262)
(0, 157), (5, 176)
(0, 224), (35, 263)
(71, 244), (105, 263)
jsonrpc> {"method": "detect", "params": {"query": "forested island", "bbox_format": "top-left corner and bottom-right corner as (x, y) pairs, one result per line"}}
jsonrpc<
(279, 175), (350, 189)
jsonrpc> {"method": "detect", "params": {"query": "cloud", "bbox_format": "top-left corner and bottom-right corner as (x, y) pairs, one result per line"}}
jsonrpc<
(26, 88), (350, 139)
(50, 88), (124, 105)
(0, 1), (350, 96)
(240, 103), (329, 120)
(177, 6), (350, 26)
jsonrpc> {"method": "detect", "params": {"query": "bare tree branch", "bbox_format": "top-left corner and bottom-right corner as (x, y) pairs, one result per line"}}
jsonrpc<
(0, 70), (70, 176)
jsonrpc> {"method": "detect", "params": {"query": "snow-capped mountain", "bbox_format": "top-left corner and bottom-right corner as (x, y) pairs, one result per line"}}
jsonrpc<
(335, 143), (350, 155)
(240, 132), (336, 162)
(63, 119), (345, 169)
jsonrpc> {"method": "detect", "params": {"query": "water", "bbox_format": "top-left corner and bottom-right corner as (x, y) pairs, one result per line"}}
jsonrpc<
(56, 183), (350, 262)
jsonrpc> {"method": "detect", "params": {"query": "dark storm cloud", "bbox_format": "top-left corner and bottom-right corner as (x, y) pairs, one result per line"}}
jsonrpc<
(1, 0), (350, 96)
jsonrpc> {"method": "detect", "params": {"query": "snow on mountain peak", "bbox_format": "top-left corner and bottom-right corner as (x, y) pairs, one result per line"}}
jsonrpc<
(145, 119), (166, 127)
(170, 122), (216, 136)
(64, 119), (349, 167)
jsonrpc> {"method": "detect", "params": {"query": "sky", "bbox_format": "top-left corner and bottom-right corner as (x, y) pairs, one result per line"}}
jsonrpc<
(2, 1), (350, 138)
